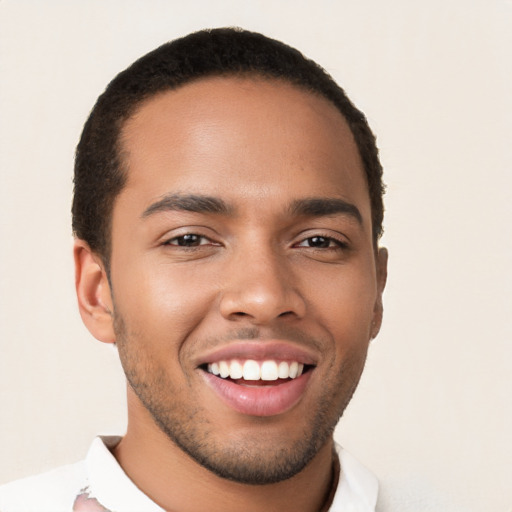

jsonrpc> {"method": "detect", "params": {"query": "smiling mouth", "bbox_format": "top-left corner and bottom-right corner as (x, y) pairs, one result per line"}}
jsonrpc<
(199, 357), (315, 416)
(202, 359), (314, 385)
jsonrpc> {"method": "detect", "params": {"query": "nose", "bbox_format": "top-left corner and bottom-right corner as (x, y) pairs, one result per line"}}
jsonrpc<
(219, 246), (306, 325)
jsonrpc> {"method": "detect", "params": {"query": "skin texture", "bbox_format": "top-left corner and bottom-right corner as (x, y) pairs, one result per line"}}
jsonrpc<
(74, 76), (387, 512)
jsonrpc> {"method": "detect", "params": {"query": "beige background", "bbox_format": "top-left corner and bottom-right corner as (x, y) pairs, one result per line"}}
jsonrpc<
(1, 1), (511, 510)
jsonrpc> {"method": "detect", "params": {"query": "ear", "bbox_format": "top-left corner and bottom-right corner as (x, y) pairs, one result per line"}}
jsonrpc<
(370, 247), (388, 340)
(74, 239), (116, 344)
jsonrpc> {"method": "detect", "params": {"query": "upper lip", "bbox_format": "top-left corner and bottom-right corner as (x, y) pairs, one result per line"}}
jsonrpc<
(195, 341), (319, 367)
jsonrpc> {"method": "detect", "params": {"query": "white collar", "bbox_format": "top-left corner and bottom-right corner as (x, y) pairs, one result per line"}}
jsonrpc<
(86, 437), (377, 512)
(86, 436), (164, 511)
(329, 444), (378, 511)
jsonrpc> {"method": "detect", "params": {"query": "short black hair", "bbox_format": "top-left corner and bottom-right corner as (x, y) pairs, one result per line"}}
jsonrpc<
(72, 27), (384, 265)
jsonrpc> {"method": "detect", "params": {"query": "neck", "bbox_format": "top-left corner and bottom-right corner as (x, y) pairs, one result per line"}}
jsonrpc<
(113, 397), (336, 512)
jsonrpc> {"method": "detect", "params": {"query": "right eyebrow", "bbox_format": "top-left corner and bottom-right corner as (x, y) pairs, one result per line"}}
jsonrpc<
(141, 193), (232, 218)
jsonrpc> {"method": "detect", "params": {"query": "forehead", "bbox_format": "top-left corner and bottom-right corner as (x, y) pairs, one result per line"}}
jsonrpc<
(117, 76), (370, 219)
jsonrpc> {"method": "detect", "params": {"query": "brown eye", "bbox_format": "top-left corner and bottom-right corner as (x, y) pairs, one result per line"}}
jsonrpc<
(305, 236), (331, 248)
(295, 235), (347, 250)
(168, 234), (206, 247)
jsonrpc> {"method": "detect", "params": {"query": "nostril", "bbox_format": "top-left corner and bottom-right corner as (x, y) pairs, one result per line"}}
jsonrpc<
(231, 310), (295, 320)
(219, 288), (306, 323)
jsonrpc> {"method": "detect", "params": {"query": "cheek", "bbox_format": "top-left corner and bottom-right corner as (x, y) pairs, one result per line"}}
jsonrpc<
(315, 273), (375, 309)
(305, 263), (377, 341)
(112, 260), (218, 345)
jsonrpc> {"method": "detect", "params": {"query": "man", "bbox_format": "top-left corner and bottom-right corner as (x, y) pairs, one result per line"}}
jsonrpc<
(0, 28), (387, 511)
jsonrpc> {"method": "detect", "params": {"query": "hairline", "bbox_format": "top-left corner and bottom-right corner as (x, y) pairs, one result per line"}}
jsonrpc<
(100, 71), (375, 270)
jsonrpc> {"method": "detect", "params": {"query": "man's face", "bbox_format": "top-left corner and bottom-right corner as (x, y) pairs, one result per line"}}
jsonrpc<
(108, 76), (386, 484)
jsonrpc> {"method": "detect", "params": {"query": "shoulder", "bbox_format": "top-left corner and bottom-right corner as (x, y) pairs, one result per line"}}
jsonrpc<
(0, 460), (87, 512)
(0, 436), (160, 512)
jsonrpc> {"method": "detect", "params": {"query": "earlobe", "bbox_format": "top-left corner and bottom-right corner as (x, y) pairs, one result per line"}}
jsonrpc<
(74, 239), (116, 344)
(370, 247), (388, 340)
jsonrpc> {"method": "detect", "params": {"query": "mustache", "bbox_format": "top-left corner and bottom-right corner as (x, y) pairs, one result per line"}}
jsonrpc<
(197, 326), (325, 352)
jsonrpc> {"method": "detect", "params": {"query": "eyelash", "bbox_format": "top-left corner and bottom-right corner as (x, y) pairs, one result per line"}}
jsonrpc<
(164, 233), (217, 248)
(294, 235), (348, 250)
(163, 233), (348, 251)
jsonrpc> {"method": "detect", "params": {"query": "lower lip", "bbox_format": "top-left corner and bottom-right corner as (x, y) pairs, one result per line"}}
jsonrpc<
(201, 370), (312, 417)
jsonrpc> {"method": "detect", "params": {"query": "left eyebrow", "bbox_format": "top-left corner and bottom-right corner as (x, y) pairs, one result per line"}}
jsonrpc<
(141, 193), (232, 218)
(289, 197), (363, 224)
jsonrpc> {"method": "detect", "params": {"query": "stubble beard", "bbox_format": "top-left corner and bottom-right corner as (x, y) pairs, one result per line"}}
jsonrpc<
(114, 312), (366, 485)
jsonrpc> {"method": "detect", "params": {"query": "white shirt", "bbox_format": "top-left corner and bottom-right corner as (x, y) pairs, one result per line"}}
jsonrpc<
(0, 437), (378, 511)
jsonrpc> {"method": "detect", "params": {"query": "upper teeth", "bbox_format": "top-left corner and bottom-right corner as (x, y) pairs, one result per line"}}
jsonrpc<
(207, 360), (304, 381)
